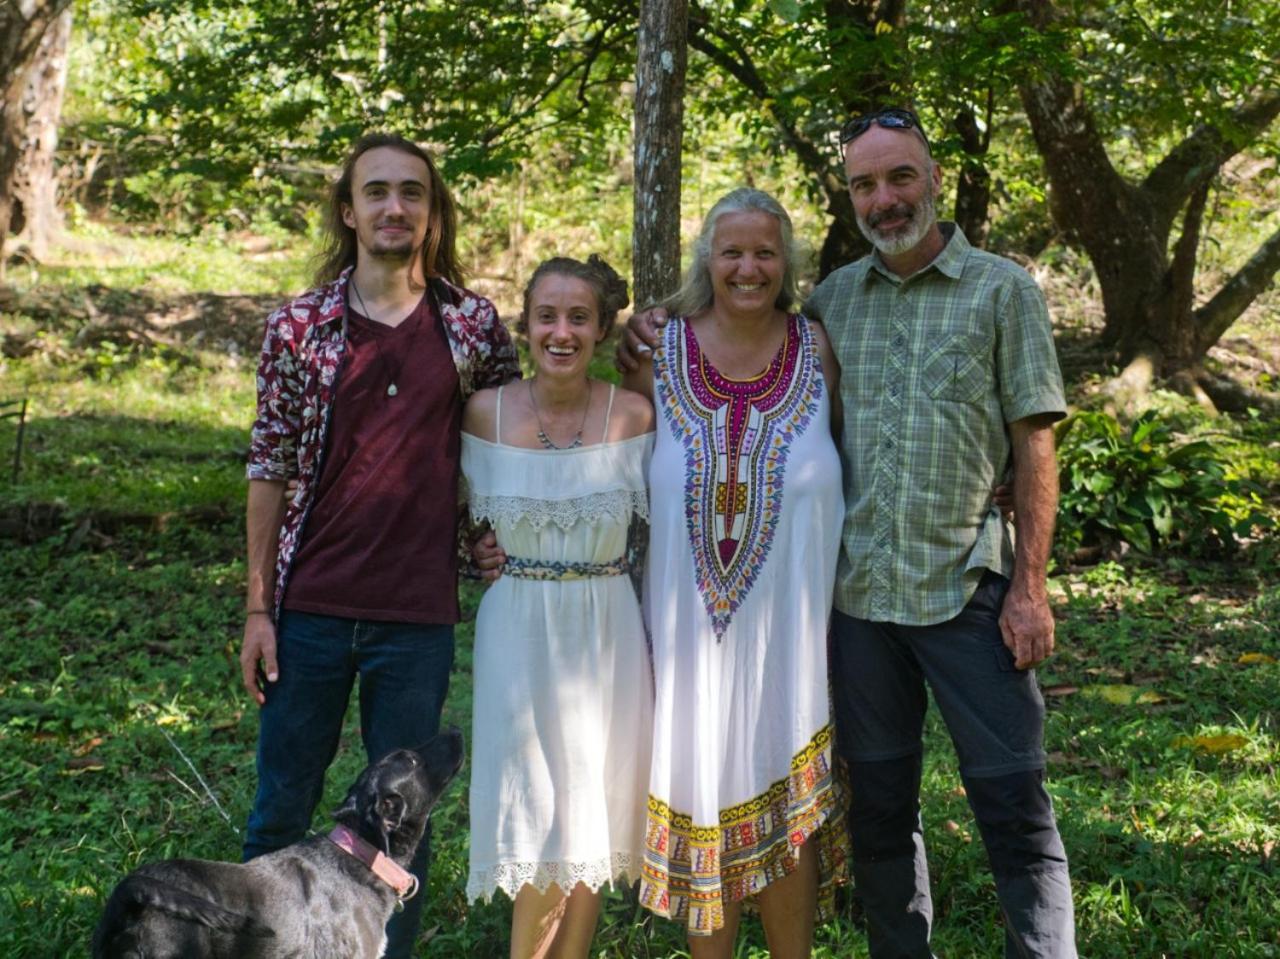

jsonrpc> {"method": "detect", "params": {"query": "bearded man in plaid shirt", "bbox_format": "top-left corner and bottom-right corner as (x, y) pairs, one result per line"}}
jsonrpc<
(804, 109), (1075, 959)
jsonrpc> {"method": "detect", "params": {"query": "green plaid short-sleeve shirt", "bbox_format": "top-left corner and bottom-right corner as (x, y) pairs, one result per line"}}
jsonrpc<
(806, 224), (1066, 625)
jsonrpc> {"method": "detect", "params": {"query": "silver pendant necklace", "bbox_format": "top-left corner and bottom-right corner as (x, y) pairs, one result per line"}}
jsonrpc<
(528, 379), (590, 450)
(349, 280), (409, 396)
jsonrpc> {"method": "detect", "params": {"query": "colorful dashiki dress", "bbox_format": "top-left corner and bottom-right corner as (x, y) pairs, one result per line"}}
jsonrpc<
(462, 386), (655, 903)
(640, 314), (847, 936)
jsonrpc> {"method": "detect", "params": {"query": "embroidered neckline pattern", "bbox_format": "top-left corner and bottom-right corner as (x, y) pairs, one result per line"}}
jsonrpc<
(655, 314), (821, 638)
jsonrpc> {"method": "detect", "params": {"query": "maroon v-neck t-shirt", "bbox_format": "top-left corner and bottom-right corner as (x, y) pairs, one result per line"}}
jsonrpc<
(284, 292), (462, 623)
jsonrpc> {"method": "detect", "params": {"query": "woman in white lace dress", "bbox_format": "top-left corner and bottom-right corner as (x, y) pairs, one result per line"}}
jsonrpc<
(461, 255), (655, 958)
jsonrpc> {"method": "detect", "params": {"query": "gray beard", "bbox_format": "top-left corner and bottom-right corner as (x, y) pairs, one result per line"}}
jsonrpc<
(857, 190), (937, 257)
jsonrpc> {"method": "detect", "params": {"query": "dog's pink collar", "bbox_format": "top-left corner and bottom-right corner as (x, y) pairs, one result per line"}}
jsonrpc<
(326, 824), (419, 900)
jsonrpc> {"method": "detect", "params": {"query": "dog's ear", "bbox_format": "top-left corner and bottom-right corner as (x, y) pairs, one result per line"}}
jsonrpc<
(378, 793), (406, 832)
(336, 764), (409, 854)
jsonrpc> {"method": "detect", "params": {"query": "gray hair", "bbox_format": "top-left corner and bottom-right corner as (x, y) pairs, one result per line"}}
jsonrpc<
(660, 188), (801, 317)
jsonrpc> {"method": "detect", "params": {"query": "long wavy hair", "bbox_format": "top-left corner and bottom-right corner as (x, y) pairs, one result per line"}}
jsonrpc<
(660, 188), (801, 317)
(314, 133), (463, 287)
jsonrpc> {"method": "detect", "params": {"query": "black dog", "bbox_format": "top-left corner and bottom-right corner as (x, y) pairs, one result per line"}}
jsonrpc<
(92, 728), (464, 959)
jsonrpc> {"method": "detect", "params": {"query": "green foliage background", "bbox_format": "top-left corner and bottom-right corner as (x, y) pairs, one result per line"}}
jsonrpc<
(3, 0), (1280, 955)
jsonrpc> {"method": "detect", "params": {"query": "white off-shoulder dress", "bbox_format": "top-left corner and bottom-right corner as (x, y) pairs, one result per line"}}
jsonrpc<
(462, 385), (655, 903)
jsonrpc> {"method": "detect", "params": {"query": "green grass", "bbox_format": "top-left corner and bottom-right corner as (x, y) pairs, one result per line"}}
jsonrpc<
(2, 228), (1278, 957)
(4, 221), (313, 297)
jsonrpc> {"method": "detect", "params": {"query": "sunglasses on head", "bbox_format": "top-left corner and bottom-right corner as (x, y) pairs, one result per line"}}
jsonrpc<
(838, 108), (930, 153)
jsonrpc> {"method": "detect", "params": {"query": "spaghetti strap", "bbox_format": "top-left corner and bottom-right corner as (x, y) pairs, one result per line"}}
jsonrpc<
(602, 384), (616, 443)
(496, 384), (504, 445)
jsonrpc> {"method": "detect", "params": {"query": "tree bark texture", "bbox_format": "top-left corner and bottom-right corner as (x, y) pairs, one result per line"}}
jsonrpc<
(952, 103), (992, 248)
(10, 6), (71, 260)
(1, 0), (72, 274)
(633, 0), (688, 309)
(1011, 0), (1280, 375)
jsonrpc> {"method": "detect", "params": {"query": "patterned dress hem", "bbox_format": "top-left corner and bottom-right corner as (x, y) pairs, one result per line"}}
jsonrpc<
(638, 724), (849, 936)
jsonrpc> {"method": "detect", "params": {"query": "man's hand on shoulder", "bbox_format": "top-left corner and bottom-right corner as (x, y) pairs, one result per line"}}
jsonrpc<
(615, 306), (669, 373)
(240, 613), (279, 707)
(999, 581), (1055, 670)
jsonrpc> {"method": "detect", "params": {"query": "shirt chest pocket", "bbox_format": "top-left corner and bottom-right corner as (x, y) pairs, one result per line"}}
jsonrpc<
(922, 332), (991, 405)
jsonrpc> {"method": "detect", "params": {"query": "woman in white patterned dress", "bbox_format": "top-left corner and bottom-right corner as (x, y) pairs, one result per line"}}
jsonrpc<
(461, 255), (655, 958)
(623, 189), (847, 958)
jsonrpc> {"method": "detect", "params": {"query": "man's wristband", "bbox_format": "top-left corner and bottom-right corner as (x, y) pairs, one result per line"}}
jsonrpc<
(246, 609), (271, 617)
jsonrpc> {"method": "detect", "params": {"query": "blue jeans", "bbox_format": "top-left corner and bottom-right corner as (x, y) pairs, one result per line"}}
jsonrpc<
(243, 610), (455, 959)
(831, 572), (1076, 959)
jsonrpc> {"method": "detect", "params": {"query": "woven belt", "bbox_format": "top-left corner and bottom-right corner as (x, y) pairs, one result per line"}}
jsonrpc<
(504, 556), (629, 581)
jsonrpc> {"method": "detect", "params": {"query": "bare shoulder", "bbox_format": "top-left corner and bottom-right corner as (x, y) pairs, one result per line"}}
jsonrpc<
(462, 386), (501, 442)
(608, 385), (656, 441)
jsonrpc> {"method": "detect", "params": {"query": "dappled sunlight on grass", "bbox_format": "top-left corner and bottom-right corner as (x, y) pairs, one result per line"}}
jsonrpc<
(6, 223), (313, 298)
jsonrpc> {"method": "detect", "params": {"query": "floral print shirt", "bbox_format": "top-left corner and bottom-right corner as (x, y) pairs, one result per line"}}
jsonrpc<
(247, 267), (520, 617)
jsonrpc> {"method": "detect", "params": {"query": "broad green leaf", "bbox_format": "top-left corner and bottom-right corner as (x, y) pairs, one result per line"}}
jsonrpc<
(1087, 473), (1115, 494)
(769, 0), (801, 23)
(1131, 417), (1160, 444)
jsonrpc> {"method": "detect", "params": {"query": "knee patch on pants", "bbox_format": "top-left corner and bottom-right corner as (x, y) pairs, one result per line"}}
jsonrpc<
(962, 768), (1068, 875)
(848, 756), (923, 862)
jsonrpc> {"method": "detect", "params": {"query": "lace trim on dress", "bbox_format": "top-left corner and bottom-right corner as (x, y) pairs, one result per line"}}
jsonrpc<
(466, 852), (642, 903)
(468, 488), (650, 530)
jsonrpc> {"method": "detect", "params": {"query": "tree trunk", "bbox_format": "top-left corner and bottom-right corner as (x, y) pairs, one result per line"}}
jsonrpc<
(1, 0), (74, 275)
(816, 0), (906, 278)
(1011, 0), (1280, 379)
(952, 104), (991, 248)
(633, 0), (688, 309)
(10, 6), (71, 260)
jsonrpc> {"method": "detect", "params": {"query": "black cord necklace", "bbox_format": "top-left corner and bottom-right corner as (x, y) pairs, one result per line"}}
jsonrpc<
(349, 280), (415, 397)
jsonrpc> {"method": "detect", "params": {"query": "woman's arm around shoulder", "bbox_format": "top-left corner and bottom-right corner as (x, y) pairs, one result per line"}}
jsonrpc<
(606, 385), (656, 442)
(805, 317), (843, 440)
(462, 386), (500, 442)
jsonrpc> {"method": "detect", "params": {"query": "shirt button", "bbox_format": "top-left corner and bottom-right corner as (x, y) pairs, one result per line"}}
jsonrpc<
(892, 335), (905, 349)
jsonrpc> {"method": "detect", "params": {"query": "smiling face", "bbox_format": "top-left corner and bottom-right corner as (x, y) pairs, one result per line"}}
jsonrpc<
(525, 273), (605, 379)
(844, 124), (944, 273)
(707, 210), (786, 318)
(342, 146), (432, 264)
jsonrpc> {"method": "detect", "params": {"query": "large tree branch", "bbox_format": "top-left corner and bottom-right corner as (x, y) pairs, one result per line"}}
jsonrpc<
(1195, 225), (1280, 352)
(1009, 0), (1145, 258)
(1168, 179), (1209, 325)
(685, 12), (851, 226)
(1143, 90), (1280, 234)
(476, 12), (630, 148)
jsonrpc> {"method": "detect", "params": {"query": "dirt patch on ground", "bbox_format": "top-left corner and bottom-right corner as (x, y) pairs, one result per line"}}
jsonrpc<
(0, 285), (278, 359)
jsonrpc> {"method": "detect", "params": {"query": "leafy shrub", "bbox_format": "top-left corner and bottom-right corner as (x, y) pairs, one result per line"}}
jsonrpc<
(1055, 409), (1272, 557)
